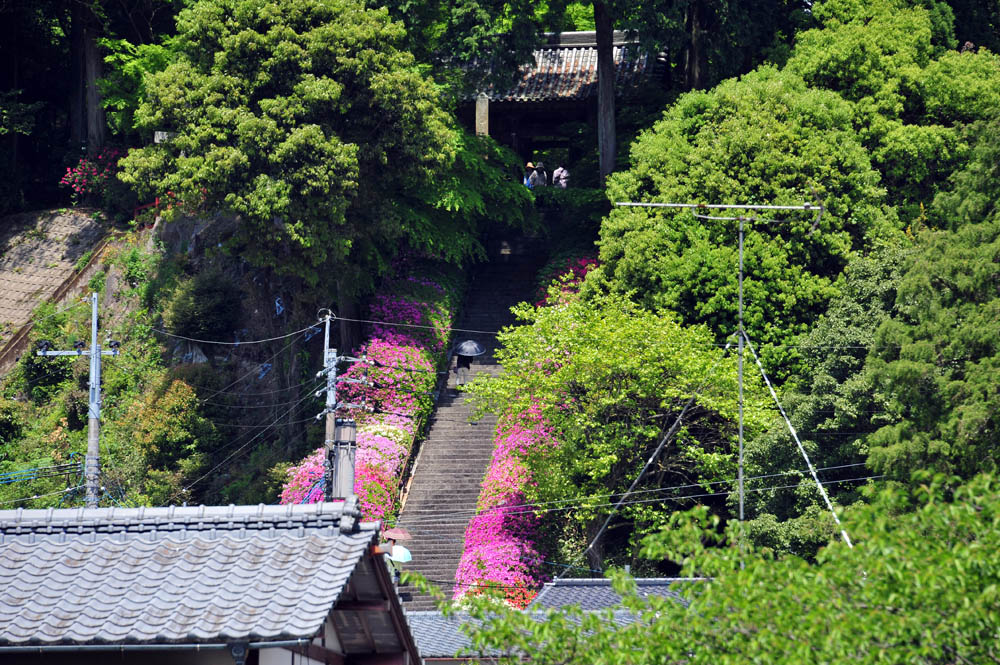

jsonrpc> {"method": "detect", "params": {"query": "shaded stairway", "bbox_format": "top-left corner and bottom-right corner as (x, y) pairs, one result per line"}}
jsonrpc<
(398, 244), (544, 611)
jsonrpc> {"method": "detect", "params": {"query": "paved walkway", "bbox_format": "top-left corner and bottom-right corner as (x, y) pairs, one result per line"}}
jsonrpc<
(0, 210), (105, 348)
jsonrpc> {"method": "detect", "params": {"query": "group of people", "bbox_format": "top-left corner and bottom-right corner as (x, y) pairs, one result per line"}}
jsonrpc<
(524, 161), (569, 189)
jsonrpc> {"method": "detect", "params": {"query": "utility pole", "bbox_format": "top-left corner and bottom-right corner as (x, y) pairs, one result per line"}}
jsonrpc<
(36, 293), (120, 508)
(316, 310), (365, 501)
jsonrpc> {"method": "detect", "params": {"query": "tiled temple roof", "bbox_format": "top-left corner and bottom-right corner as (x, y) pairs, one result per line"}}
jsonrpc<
(476, 31), (662, 103)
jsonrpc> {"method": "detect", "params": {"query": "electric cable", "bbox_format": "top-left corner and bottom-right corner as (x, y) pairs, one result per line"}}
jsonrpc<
(336, 316), (499, 337)
(339, 313), (910, 353)
(150, 323), (318, 346)
(396, 462), (870, 524)
(0, 485), (86, 506)
(22, 299), (89, 327)
(397, 475), (882, 527)
(206, 415), (319, 428)
(0, 462), (82, 485)
(183, 379), (327, 491)
(553, 336), (737, 582)
(200, 395), (323, 409)
(204, 377), (325, 456)
(181, 377), (320, 397)
(191, 334), (304, 405)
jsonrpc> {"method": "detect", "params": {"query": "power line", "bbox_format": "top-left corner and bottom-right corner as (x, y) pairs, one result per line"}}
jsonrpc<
(0, 485), (86, 506)
(205, 415), (318, 429)
(23, 299), (89, 327)
(399, 474), (881, 527)
(336, 313), (909, 353)
(553, 336), (737, 582)
(181, 377), (320, 397)
(397, 462), (870, 523)
(151, 323), (318, 346)
(183, 379), (327, 491)
(336, 316), (499, 337)
(743, 330), (855, 548)
(0, 462), (82, 486)
(191, 335), (303, 405)
(200, 395), (321, 409)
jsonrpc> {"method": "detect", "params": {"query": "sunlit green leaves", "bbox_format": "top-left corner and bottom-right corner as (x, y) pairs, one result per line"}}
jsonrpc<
(466, 294), (769, 564)
(458, 473), (1000, 664)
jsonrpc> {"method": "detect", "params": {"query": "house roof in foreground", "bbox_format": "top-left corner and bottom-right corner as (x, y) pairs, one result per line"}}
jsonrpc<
(476, 31), (663, 103)
(529, 577), (696, 610)
(408, 608), (672, 659)
(409, 578), (697, 659)
(0, 502), (379, 648)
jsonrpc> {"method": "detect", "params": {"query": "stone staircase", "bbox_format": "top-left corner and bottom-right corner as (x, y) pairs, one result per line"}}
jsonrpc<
(398, 244), (544, 611)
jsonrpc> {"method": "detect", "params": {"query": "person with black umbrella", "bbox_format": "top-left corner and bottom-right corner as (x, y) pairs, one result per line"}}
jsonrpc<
(453, 339), (486, 388)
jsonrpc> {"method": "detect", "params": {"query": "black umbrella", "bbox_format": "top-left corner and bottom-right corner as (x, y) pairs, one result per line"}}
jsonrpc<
(454, 339), (486, 356)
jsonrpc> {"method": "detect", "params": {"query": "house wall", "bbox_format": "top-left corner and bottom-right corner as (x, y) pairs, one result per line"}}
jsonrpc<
(259, 647), (323, 665)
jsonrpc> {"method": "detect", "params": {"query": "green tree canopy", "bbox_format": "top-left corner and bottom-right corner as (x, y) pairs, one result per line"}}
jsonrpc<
(866, 118), (1000, 481)
(739, 240), (907, 556)
(119, 0), (531, 294)
(467, 294), (768, 569)
(455, 473), (1000, 664)
(788, 0), (1000, 213)
(599, 66), (894, 373)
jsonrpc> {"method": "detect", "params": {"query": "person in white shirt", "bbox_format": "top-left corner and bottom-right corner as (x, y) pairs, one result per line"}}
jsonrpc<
(552, 163), (569, 188)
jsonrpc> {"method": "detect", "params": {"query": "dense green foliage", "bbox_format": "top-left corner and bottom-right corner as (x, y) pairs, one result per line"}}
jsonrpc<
(740, 112), (1000, 553)
(0, 239), (222, 506)
(866, 117), (1000, 481)
(2, 1), (999, 638)
(120, 0), (531, 293)
(739, 241), (906, 555)
(600, 66), (894, 373)
(454, 472), (1000, 663)
(467, 294), (769, 568)
(598, 0), (1000, 377)
(163, 270), (243, 341)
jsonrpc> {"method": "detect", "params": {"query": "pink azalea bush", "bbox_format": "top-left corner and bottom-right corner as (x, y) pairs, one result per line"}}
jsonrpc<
(278, 447), (327, 505)
(368, 277), (453, 352)
(59, 147), (125, 206)
(534, 254), (599, 307)
(279, 272), (459, 525)
(454, 407), (560, 608)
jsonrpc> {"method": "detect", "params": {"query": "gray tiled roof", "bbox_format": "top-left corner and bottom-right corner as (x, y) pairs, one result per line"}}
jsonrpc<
(487, 45), (652, 103)
(468, 31), (662, 104)
(407, 612), (488, 658)
(407, 608), (669, 658)
(529, 578), (695, 610)
(0, 503), (378, 647)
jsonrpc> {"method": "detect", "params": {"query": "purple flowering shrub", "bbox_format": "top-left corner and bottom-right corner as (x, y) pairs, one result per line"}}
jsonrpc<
(279, 273), (457, 524)
(368, 276), (457, 352)
(454, 407), (560, 608)
(337, 338), (435, 416)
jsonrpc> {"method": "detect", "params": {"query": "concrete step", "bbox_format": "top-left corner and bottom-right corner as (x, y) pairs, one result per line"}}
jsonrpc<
(400, 249), (548, 611)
